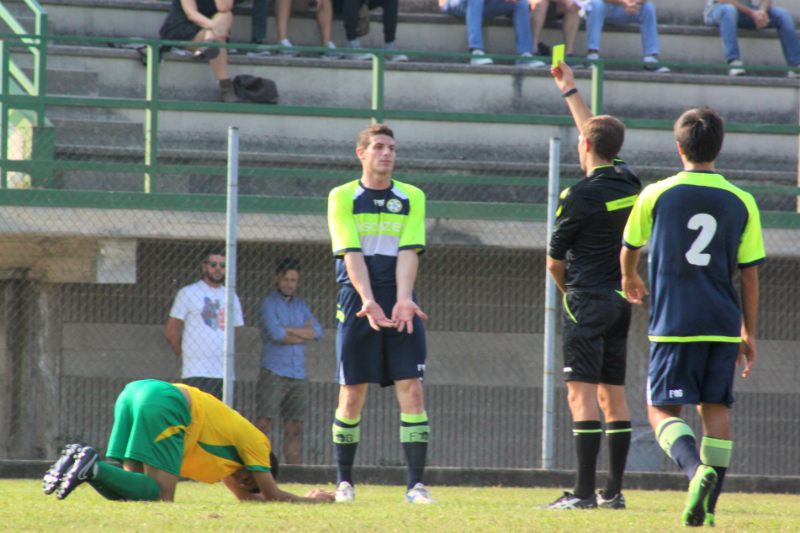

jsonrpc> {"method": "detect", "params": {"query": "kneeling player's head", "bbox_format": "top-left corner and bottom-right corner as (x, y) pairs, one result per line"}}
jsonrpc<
(579, 115), (625, 170)
(356, 124), (396, 176)
(674, 107), (724, 164)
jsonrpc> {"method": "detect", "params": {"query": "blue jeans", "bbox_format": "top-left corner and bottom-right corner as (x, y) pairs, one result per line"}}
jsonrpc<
(586, 0), (660, 56)
(705, 3), (800, 66)
(440, 0), (533, 54)
(251, 0), (268, 42)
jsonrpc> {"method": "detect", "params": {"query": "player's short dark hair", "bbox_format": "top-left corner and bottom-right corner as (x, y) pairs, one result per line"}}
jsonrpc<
(582, 115), (625, 161)
(276, 257), (300, 275)
(205, 246), (225, 260)
(674, 107), (725, 163)
(357, 124), (394, 151)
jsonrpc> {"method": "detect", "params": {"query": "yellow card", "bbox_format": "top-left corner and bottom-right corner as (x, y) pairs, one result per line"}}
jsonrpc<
(552, 44), (565, 68)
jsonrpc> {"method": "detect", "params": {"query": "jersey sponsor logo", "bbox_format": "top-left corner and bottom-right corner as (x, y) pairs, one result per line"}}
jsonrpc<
(374, 199), (385, 207)
(387, 199), (403, 213)
(563, 366), (572, 373)
(356, 220), (406, 233)
(669, 389), (684, 399)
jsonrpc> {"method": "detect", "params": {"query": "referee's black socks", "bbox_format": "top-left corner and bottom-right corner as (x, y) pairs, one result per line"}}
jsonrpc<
(400, 412), (429, 490)
(573, 420), (602, 500)
(332, 410), (361, 486)
(602, 420), (632, 499)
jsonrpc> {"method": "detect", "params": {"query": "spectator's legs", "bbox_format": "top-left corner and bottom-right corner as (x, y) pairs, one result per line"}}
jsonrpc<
(342, 0), (364, 41)
(465, 0), (486, 51)
(190, 12), (233, 81)
(276, 0), (292, 42)
(705, 4), (740, 62)
(560, 3), (579, 55)
(284, 420), (304, 464)
(765, 7), (800, 66)
(482, 0), (533, 55)
(369, 0), (399, 44)
(316, 0), (334, 44)
(529, 0), (549, 53)
(251, 0), (269, 42)
(585, 0), (609, 53)
(600, 3), (659, 57)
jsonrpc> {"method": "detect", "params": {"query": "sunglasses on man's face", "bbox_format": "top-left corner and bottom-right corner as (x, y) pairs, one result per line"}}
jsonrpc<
(206, 261), (226, 268)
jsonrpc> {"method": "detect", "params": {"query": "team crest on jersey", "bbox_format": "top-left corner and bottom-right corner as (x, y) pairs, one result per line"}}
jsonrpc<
(387, 199), (402, 213)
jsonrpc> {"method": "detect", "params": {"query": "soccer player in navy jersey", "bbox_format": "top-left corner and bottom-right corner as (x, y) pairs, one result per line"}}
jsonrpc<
(621, 107), (765, 527)
(327, 124), (435, 504)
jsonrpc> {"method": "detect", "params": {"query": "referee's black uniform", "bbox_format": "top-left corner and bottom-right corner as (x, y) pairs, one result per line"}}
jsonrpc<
(548, 160), (642, 385)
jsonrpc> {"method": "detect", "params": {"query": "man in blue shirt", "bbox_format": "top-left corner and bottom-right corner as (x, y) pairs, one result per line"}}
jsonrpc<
(256, 258), (323, 464)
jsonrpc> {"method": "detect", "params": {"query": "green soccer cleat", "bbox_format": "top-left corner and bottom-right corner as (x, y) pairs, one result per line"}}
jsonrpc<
(683, 466), (717, 527)
(704, 513), (715, 527)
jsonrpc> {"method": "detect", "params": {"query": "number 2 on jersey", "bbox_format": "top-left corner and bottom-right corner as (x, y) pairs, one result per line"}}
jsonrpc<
(685, 213), (717, 266)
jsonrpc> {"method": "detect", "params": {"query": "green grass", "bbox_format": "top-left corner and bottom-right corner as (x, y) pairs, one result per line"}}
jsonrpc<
(3, 479), (800, 532)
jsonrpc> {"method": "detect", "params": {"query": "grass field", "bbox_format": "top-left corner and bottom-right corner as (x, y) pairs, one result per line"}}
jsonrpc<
(3, 479), (800, 532)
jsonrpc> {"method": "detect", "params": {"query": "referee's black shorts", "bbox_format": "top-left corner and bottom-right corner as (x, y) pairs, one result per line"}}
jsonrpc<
(562, 288), (631, 386)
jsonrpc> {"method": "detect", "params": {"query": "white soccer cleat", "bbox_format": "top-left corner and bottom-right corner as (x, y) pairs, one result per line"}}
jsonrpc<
(335, 481), (355, 502)
(405, 483), (437, 504)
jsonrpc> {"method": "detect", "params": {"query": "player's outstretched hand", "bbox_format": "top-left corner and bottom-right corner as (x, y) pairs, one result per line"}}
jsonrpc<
(357, 300), (395, 331)
(737, 326), (757, 378)
(551, 60), (575, 93)
(305, 489), (335, 502)
(392, 299), (428, 334)
(622, 273), (648, 305)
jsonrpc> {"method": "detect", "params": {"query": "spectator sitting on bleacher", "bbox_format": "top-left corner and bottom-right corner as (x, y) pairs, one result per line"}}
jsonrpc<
(440, 0), (545, 66)
(268, 0), (343, 58)
(530, 0), (582, 66)
(585, 0), (670, 73)
(704, 1), (800, 77)
(159, 0), (242, 102)
(332, 0), (408, 61)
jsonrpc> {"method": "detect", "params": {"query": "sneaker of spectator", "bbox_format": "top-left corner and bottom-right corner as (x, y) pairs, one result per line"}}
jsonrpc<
(275, 0), (337, 58)
(703, 1), (800, 77)
(246, 39), (272, 57)
(333, 0), (402, 60)
(470, 49), (494, 66)
(530, 0), (581, 68)
(727, 58), (746, 76)
(643, 54), (670, 73)
(323, 41), (345, 59)
(345, 39), (373, 61)
(158, 0), (241, 103)
(440, 0), (536, 65)
(585, 0), (665, 69)
(386, 41), (409, 62)
(517, 52), (547, 67)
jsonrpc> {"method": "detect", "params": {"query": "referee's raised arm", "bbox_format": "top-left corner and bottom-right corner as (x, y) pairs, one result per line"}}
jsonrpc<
(551, 60), (593, 132)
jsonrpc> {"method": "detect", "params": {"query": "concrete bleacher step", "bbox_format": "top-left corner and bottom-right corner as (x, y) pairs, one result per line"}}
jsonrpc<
(20, 67), (99, 96)
(12, 0), (799, 67)
(0, 15), (35, 35)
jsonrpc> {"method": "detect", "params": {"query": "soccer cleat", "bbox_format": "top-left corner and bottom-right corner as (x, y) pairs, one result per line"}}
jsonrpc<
(56, 446), (99, 500)
(470, 49), (493, 66)
(597, 491), (626, 509)
(704, 512), (715, 527)
(43, 444), (82, 495)
(405, 483), (437, 504)
(683, 465), (717, 527)
(537, 491), (597, 510)
(335, 481), (355, 502)
(516, 53), (546, 68)
(728, 59), (745, 76)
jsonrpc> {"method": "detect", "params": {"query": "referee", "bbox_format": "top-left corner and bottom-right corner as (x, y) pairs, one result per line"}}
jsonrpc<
(540, 61), (642, 510)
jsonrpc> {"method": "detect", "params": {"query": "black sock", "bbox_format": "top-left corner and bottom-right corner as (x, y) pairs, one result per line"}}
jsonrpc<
(656, 418), (703, 479)
(400, 412), (429, 490)
(573, 420), (602, 500)
(332, 410), (360, 486)
(602, 420), (631, 499)
(707, 466), (727, 514)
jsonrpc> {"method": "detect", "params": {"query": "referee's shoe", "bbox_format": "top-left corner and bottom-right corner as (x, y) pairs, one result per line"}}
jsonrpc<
(538, 491), (597, 509)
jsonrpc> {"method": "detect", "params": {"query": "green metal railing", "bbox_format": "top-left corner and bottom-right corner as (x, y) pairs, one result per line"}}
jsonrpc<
(1, 33), (799, 227)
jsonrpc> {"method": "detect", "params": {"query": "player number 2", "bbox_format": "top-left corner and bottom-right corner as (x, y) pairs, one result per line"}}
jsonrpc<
(685, 213), (717, 266)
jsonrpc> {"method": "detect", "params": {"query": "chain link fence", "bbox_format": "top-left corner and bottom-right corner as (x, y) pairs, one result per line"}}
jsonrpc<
(1, 122), (799, 479)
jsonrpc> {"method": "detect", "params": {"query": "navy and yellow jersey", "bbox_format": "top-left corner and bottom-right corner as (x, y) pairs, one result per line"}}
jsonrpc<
(548, 160), (642, 290)
(622, 171), (766, 343)
(176, 385), (272, 484)
(328, 179), (426, 289)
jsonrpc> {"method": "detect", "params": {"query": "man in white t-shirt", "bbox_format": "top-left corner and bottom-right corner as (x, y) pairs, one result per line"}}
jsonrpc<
(165, 246), (245, 399)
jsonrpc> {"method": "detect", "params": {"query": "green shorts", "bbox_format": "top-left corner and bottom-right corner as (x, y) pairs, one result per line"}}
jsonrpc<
(106, 380), (191, 477)
(256, 369), (308, 421)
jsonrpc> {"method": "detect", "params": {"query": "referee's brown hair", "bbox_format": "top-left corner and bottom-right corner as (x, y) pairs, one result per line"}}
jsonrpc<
(674, 107), (725, 163)
(582, 116), (625, 161)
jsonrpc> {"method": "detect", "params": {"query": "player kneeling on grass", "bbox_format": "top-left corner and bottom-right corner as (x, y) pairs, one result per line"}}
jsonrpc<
(621, 108), (764, 527)
(42, 379), (334, 504)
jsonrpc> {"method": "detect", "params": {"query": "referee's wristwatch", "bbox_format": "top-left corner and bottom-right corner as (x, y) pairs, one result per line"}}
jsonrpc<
(562, 87), (578, 98)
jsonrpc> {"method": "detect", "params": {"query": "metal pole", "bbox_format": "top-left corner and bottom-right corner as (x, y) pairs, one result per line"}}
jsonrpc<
(223, 126), (239, 408)
(542, 137), (560, 469)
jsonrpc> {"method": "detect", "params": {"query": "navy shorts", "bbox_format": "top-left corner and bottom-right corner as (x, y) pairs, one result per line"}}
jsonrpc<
(647, 342), (739, 407)
(336, 286), (426, 387)
(562, 288), (631, 386)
